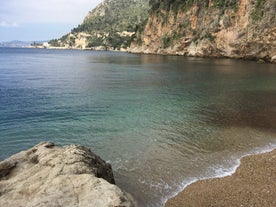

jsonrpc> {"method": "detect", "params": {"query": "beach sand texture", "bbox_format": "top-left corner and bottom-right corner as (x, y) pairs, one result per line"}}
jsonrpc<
(166, 149), (276, 207)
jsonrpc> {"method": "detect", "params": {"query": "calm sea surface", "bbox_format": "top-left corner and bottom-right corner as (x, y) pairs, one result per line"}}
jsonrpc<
(0, 48), (275, 206)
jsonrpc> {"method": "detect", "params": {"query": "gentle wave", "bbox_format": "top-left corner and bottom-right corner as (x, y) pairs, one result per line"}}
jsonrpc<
(162, 143), (276, 206)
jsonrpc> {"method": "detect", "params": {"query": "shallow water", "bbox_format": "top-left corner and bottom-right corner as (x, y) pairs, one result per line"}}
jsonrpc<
(0, 48), (275, 206)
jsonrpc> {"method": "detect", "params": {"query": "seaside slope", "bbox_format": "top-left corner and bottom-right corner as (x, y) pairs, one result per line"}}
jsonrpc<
(166, 149), (276, 207)
(49, 0), (149, 50)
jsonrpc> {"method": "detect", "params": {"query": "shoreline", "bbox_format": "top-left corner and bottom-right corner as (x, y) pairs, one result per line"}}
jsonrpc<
(165, 147), (276, 207)
(12, 46), (276, 64)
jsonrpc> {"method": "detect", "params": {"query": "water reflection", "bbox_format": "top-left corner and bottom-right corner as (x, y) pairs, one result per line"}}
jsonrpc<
(197, 91), (276, 132)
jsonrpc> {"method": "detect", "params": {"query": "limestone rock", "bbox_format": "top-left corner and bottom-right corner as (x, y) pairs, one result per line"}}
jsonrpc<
(130, 0), (276, 62)
(0, 142), (135, 207)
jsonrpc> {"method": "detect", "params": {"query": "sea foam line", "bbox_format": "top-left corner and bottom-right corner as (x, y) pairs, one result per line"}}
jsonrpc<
(161, 142), (276, 206)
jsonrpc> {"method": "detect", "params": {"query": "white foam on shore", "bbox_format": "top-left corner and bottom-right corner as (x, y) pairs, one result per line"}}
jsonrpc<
(161, 143), (276, 206)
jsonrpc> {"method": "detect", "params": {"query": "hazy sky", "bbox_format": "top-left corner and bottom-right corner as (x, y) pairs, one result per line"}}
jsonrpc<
(0, 0), (103, 42)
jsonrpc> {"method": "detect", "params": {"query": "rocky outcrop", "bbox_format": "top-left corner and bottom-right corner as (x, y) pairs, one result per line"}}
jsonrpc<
(130, 0), (276, 62)
(0, 142), (135, 207)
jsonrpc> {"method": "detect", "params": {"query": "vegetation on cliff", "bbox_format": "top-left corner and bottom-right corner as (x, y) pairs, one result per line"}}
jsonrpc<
(49, 0), (149, 50)
(149, 0), (239, 12)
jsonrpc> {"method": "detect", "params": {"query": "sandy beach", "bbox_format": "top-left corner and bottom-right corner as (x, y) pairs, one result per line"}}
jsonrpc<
(165, 149), (276, 207)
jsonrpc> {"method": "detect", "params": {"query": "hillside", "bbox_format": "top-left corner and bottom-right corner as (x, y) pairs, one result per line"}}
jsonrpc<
(130, 0), (276, 62)
(49, 0), (149, 50)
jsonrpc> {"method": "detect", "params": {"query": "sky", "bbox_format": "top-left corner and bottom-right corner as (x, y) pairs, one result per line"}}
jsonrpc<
(0, 0), (103, 42)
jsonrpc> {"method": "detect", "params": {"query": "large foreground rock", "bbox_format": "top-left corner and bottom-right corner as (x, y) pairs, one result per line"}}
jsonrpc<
(0, 142), (135, 207)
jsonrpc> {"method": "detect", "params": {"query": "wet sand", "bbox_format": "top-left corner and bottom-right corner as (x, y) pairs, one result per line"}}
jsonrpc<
(165, 149), (276, 207)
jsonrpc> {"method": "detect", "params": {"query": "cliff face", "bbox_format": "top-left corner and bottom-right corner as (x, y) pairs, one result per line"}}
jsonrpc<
(0, 142), (135, 207)
(130, 0), (276, 62)
(49, 0), (149, 50)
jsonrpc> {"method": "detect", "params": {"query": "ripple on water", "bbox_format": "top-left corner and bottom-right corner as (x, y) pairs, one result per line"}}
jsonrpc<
(0, 49), (275, 207)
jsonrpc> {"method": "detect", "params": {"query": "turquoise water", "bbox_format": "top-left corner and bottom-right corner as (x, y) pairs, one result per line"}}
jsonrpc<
(0, 48), (275, 206)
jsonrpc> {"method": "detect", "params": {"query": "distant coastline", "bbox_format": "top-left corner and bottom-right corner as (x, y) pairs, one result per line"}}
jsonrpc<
(0, 40), (47, 48)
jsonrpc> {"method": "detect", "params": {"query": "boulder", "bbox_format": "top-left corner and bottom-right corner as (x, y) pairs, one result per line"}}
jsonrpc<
(0, 142), (135, 207)
(271, 55), (276, 63)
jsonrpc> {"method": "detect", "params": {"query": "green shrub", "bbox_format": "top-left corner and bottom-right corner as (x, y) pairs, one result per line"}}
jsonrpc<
(252, 0), (265, 20)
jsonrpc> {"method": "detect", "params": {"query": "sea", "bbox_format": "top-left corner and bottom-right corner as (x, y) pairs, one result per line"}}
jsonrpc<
(0, 48), (275, 206)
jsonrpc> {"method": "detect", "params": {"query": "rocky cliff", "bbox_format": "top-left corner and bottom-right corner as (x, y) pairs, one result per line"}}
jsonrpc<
(49, 0), (149, 50)
(130, 0), (276, 62)
(0, 142), (135, 207)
